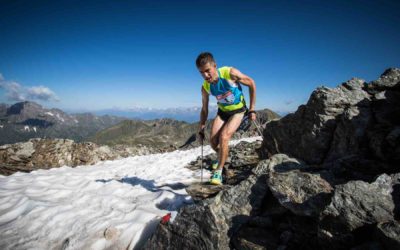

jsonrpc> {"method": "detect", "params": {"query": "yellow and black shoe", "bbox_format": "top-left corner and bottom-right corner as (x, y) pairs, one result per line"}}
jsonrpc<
(210, 170), (223, 185)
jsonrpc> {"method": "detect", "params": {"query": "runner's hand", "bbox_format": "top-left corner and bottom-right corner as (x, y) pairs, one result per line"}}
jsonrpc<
(198, 129), (205, 141)
(248, 110), (256, 121)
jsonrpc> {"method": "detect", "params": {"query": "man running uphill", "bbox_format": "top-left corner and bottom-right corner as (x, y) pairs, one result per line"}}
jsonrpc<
(196, 52), (256, 185)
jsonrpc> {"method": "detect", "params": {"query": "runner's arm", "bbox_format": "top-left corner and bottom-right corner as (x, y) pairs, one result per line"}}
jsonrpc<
(229, 67), (256, 113)
(199, 86), (209, 131)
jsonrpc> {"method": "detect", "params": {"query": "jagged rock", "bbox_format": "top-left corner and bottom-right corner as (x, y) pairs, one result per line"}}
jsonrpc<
(111, 144), (161, 157)
(232, 227), (279, 250)
(266, 154), (333, 217)
(260, 190), (289, 217)
(262, 68), (400, 182)
(262, 78), (371, 165)
(0, 138), (165, 175)
(376, 220), (400, 250)
(247, 216), (273, 228)
(350, 241), (384, 250)
(233, 212), (320, 250)
(368, 68), (400, 90)
(392, 173), (400, 221)
(229, 141), (262, 168)
(319, 174), (394, 248)
(144, 159), (271, 249)
(366, 69), (400, 166)
(0, 139), (120, 175)
(185, 183), (231, 201)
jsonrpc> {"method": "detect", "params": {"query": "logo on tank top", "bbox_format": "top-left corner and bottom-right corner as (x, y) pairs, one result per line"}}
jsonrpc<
(216, 91), (235, 104)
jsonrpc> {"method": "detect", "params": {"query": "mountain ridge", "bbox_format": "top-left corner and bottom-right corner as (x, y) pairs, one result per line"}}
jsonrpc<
(0, 101), (127, 145)
(0, 100), (280, 148)
(90, 108), (280, 149)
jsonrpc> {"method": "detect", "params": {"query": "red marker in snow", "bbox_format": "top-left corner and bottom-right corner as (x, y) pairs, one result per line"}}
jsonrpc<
(160, 213), (171, 224)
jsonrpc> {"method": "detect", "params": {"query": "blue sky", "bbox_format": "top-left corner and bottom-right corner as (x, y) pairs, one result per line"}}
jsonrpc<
(0, 0), (399, 114)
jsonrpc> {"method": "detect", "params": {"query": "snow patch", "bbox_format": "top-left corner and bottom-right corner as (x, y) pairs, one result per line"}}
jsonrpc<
(56, 113), (65, 122)
(23, 125), (30, 132)
(0, 136), (261, 249)
(45, 112), (54, 117)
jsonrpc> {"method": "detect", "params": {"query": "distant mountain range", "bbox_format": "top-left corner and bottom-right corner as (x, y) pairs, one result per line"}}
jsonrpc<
(92, 106), (219, 122)
(90, 109), (281, 150)
(0, 101), (280, 148)
(0, 101), (126, 145)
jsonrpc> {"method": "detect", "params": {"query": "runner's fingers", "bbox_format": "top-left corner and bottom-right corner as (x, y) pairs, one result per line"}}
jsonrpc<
(249, 113), (256, 121)
(198, 131), (205, 141)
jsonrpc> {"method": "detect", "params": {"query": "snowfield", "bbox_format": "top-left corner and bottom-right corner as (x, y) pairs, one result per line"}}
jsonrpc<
(0, 137), (261, 250)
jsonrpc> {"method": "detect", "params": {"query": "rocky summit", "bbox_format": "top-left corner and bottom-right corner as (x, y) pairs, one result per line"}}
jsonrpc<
(144, 68), (400, 249)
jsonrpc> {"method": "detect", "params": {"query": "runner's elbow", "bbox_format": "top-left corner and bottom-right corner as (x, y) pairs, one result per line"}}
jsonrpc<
(249, 79), (256, 91)
(250, 78), (256, 87)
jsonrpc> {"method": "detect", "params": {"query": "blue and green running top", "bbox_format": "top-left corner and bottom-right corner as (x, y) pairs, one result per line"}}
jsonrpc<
(202, 66), (245, 112)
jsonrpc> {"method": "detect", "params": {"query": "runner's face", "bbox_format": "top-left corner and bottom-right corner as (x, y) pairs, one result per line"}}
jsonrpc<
(198, 62), (218, 83)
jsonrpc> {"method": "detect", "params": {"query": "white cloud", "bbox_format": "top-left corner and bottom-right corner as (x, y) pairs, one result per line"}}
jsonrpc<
(0, 73), (59, 102)
(0, 81), (25, 101)
(27, 86), (59, 101)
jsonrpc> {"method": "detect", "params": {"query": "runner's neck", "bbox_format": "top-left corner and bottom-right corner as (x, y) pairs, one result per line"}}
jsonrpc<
(210, 68), (221, 85)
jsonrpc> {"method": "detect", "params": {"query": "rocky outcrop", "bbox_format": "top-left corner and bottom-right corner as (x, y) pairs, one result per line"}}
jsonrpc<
(266, 154), (333, 217)
(261, 78), (372, 165)
(262, 68), (400, 181)
(145, 68), (400, 249)
(145, 149), (270, 249)
(0, 138), (159, 175)
(0, 139), (118, 175)
(319, 174), (395, 247)
(376, 220), (400, 250)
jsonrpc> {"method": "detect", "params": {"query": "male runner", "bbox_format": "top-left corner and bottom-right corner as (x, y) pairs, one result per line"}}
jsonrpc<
(197, 52), (256, 185)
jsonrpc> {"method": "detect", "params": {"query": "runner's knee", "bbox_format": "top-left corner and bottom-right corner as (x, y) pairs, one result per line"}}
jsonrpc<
(210, 134), (217, 143)
(219, 131), (232, 143)
(210, 136), (218, 150)
(210, 140), (217, 149)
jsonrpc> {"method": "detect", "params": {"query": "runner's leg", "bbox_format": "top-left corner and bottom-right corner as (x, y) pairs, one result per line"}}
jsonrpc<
(210, 115), (225, 152)
(217, 112), (245, 170)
